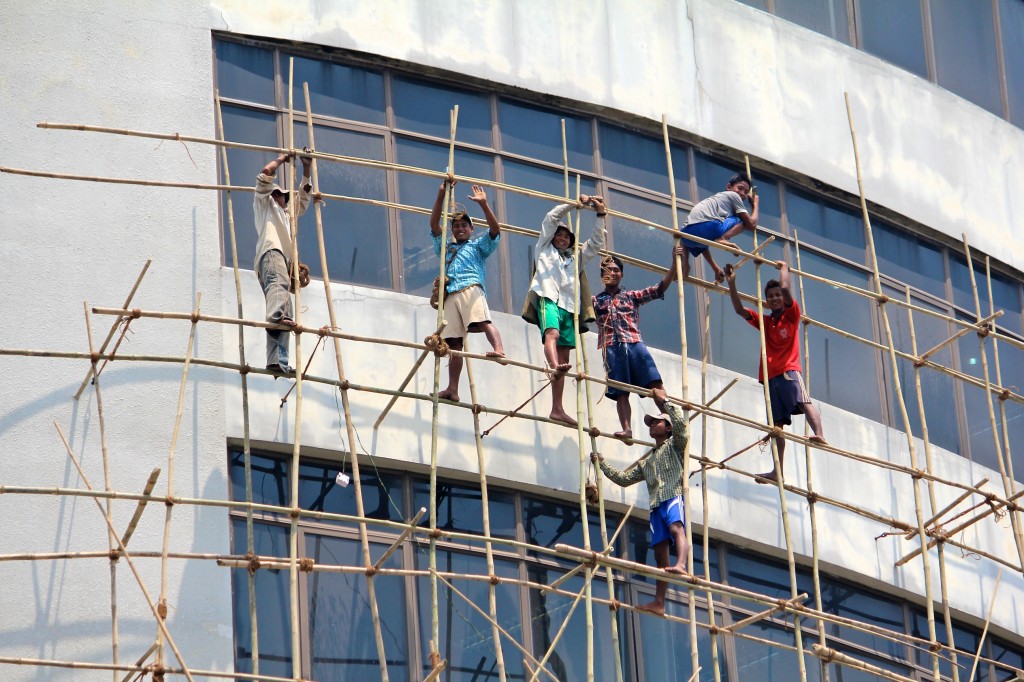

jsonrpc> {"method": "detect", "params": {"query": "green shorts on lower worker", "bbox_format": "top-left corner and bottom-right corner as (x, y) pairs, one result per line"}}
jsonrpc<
(536, 297), (576, 347)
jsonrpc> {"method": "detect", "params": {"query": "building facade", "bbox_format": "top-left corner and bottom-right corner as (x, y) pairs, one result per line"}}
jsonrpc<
(2, 1), (1023, 680)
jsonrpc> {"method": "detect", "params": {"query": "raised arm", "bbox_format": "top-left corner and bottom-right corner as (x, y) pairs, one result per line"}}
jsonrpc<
(666, 403), (690, 456)
(658, 244), (686, 295)
(429, 179), (453, 237)
(776, 260), (794, 307)
(578, 194), (607, 262)
(722, 192), (759, 240)
(261, 152), (291, 178)
(468, 185), (500, 238)
(724, 264), (753, 320)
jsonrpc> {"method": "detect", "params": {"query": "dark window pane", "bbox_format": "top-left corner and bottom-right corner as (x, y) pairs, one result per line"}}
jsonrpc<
(298, 461), (404, 528)
(229, 450), (289, 509)
(911, 609), (982, 679)
(219, 105), (279, 272)
(799, 252), (882, 422)
(775, 0), (851, 43)
(392, 76), (492, 147)
(881, 288), (961, 455)
(990, 272), (1023, 336)
(502, 161), (596, 319)
(599, 123), (688, 194)
(416, 552), (524, 681)
(694, 152), (780, 236)
(305, 535), (408, 681)
(991, 638), (1024, 682)
(286, 54), (385, 124)
(819, 579), (907, 660)
(522, 496), (617, 562)
(737, 0), (769, 10)
(785, 187), (865, 264)
(874, 222), (946, 299)
(727, 550), (816, 609)
(500, 99), (593, 171)
(857, 0), (929, 78)
(607, 189), (700, 356)
(394, 138), (501, 306)
(413, 479), (516, 547)
(216, 40), (276, 105)
(628, 521), (718, 583)
(639, 605), (727, 680)
(1001, 0), (1024, 126)
(709, 239), (788, 375)
(527, 569), (620, 680)
(931, 0), (1002, 114)
(949, 254), (989, 315)
(292, 124), (392, 288)
(230, 520), (292, 677)
(732, 617), (823, 682)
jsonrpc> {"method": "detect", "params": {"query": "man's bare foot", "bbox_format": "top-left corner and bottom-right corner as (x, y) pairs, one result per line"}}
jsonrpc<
(756, 471), (780, 484)
(438, 388), (459, 402)
(485, 350), (506, 358)
(552, 362), (571, 373)
(550, 411), (578, 427)
(277, 317), (297, 328)
(665, 565), (689, 575)
(614, 430), (632, 440)
(635, 602), (665, 616)
(808, 435), (827, 445)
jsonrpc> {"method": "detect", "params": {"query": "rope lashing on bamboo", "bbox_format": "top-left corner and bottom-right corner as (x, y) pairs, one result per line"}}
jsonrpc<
(298, 558), (315, 573)
(245, 552), (261, 575)
(95, 316), (135, 381)
(424, 333), (450, 357)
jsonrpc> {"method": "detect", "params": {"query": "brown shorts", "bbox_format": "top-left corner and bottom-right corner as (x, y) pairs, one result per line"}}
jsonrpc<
(443, 285), (492, 338)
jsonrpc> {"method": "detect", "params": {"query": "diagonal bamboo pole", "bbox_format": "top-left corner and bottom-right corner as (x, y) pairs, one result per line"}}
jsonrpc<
(215, 88), (261, 674)
(529, 568), (594, 682)
(55, 424), (196, 682)
(373, 321), (447, 430)
(73, 259), (151, 400)
(119, 468), (161, 548)
(986, 258), (1020, 487)
(966, 569), (1002, 682)
(845, 92), (941, 681)
(916, 311), (1001, 365)
(300, 82), (390, 679)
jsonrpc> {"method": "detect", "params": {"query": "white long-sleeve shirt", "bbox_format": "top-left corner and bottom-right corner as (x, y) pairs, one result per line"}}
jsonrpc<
(253, 172), (312, 270)
(529, 203), (606, 313)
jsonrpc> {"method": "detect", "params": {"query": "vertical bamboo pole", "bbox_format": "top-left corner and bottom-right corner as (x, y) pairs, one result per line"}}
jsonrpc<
(793, 232), (830, 682)
(429, 105), (459, 673)
(284, 58), (307, 681)
(662, 115), (700, 679)
(302, 83), (390, 678)
(961, 239), (1024, 575)
(156, 293), (201, 666)
(82, 303), (119, 681)
(844, 92), (940, 681)
(214, 90), (260, 673)
(904, 285), (959, 682)
(562, 120), (595, 682)
(985, 258), (1019, 486)
(699, 290), (723, 682)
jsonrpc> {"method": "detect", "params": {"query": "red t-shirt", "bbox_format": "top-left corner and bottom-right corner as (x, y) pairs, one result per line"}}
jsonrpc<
(745, 300), (802, 382)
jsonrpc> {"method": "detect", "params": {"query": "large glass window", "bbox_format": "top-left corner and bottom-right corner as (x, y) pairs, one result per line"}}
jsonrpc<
(216, 41), (276, 105)
(392, 76), (492, 147)
(599, 123), (689, 195)
(775, 0), (851, 44)
(413, 478), (517, 547)
(874, 222), (947, 300)
(856, 0), (929, 79)
(785, 188), (865, 265)
(930, 0), (1003, 116)
(285, 54), (385, 124)
(1001, 0), (1024, 126)
(500, 99), (593, 171)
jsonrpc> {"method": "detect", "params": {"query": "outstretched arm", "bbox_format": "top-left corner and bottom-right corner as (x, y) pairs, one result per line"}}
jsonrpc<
(468, 185), (500, 238)
(724, 264), (753, 320)
(591, 452), (644, 488)
(658, 244), (686, 295)
(429, 179), (453, 237)
(578, 194), (607, 262)
(776, 260), (794, 307)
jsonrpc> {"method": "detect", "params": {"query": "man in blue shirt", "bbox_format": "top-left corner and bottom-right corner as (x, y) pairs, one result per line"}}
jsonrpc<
(429, 179), (505, 402)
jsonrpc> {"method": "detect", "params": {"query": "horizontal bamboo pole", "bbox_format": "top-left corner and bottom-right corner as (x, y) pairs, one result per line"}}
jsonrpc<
(374, 507), (426, 570)
(811, 644), (916, 682)
(723, 593), (809, 632)
(0, 654), (302, 682)
(905, 479), (988, 541)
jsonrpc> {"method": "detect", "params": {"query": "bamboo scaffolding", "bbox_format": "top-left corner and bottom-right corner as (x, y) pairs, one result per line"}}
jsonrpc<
(81, 303), (120, 681)
(987, 258), (1020, 488)
(721, 593), (809, 632)
(215, 89), (262, 675)
(966, 569), (1002, 682)
(120, 468), (161, 548)
(372, 321), (447, 430)
(73, 259), (151, 400)
(811, 644), (917, 682)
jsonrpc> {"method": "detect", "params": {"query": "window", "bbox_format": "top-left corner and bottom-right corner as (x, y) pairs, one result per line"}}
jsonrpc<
(216, 41), (276, 105)
(785, 188), (865, 265)
(286, 54), (385, 124)
(392, 76), (492, 147)
(775, 0), (851, 44)
(599, 123), (688, 195)
(500, 99), (593, 171)
(856, 0), (929, 79)
(930, 0), (1002, 116)
(1001, 0), (1024, 126)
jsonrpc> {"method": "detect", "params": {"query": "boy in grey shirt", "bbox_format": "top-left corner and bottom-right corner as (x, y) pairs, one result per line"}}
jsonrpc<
(680, 173), (759, 282)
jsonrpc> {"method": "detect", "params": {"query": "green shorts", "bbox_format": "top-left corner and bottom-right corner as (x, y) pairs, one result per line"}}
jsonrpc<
(536, 297), (576, 348)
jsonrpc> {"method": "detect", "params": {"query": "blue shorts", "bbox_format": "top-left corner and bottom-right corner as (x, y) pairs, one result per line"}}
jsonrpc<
(767, 370), (810, 426)
(603, 342), (662, 398)
(650, 496), (685, 546)
(681, 216), (742, 256)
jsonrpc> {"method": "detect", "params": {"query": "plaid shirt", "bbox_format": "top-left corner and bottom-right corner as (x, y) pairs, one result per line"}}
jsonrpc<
(597, 404), (689, 509)
(592, 284), (664, 348)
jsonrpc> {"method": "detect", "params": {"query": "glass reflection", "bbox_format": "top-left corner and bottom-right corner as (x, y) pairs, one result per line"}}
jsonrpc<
(231, 520), (292, 677)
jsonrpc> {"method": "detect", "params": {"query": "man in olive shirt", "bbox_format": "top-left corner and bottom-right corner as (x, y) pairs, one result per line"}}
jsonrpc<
(591, 387), (689, 615)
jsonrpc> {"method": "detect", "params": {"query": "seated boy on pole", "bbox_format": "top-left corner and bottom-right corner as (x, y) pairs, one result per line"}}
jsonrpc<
(679, 173), (759, 282)
(724, 260), (826, 482)
(429, 179), (505, 402)
(593, 244), (685, 439)
(592, 388), (690, 616)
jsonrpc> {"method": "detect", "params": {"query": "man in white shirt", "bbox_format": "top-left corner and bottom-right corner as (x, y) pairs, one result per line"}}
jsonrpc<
(525, 195), (606, 425)
(253, 152), (313, 375)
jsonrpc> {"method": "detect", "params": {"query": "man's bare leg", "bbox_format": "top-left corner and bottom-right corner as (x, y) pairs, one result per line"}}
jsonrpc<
(545, 336), (576, 426)
(438, 337), (463, 402)
(664, 522), (690, 574)
(804, 402), (826, 442)
(636, 540), (671, 616)
(614, 394), (632, 438)
(758, 428), (786, 483)
(479, 321), (505, 358)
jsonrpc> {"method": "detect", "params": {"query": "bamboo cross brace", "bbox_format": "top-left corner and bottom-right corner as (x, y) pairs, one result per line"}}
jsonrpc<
(722, 593), (809, 633)
(119, 468), (161, 548)
(373, 508), (427, 570)
(422, 659), (448, 682)
(811, 645), (917, 682)
(529, 568), (591, 682)
(915, 311), (1001, 365)
(54, 424), (196, 682)
(373, 321), (447, 429)
(905, 479), (989, 541)
(731, 235), (776, 270)
(119, 642), (158, 682)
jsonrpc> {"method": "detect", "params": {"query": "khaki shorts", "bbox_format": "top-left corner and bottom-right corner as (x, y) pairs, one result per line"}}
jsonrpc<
(443, 285), (492, 339)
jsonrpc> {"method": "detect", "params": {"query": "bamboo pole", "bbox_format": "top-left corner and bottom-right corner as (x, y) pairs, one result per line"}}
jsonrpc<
(73, 259), (151, 400)
(55, 424), (196, 682)
(966, 569), (1002, 682)
(301, 83), (390, 680)
(722, 593), (809, 632)
(845, 92), (941, 681)
(916, 311), (1001, 365)
(0, 654), (305, 682)
(811, 645), (917, 682)
(373, 321), (447, 429)
(119, 468), (161, 548)
(215, 88), (261, 674)
(986, 258), (1020, 487)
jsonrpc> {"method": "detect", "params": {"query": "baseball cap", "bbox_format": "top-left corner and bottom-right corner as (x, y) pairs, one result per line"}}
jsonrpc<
(644, 413), (671, 427)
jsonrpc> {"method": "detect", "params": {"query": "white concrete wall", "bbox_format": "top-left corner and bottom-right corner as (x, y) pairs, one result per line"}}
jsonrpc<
(0, 1), (232, 679)
(210, 0), (1024, 275)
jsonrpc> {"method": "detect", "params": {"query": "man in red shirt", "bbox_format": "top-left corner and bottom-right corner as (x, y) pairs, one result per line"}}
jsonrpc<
(725, 260), (826, 482)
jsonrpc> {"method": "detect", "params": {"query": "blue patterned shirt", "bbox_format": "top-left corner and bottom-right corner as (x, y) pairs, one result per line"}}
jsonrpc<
(432, 232), (499, 294)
